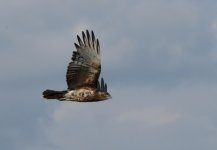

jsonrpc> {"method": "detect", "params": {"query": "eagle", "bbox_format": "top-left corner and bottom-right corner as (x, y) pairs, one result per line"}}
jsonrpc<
(43, 30), (111, 102)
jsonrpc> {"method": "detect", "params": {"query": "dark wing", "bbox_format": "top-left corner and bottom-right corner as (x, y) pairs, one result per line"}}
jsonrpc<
(66, 30), (101, 90)
(97, 78), (108, 93)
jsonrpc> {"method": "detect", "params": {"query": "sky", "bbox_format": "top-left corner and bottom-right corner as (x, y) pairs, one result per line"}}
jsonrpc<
(1, 0), (217, 149)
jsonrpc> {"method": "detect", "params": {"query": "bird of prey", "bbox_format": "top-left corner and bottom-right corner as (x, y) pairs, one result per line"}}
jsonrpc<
(43, 30), (111, 102)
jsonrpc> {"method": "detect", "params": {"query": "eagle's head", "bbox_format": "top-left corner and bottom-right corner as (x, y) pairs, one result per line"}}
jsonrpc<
(95, 91), (112, 101)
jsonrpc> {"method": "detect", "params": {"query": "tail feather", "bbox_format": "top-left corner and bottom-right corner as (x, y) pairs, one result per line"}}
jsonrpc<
(43, 90), (66, 100)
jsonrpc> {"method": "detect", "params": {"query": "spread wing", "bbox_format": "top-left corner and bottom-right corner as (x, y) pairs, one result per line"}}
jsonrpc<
(66, 30), (101, 90)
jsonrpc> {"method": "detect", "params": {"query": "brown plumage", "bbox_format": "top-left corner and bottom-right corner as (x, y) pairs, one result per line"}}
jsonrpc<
(43, 30), (111, 102)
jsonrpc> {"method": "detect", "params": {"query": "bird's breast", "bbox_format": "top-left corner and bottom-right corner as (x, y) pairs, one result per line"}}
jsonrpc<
(64, 88), (95, 101)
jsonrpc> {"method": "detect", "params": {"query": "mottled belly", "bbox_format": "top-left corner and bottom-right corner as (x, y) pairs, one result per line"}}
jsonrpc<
(63, 89), (94, 101)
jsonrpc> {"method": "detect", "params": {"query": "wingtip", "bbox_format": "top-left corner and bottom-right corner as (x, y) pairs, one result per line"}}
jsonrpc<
(101, 78), (104, 91)
(74, 43), (79, 49)
(97, 39), (100, 53)
(91, 30), (94, 36)
(86, 29), (89, 35)
(77, 35), (82, 45)
(86, 30), (91, 46)
(82, 31), (85, 39)
(105, 83), (107, 92)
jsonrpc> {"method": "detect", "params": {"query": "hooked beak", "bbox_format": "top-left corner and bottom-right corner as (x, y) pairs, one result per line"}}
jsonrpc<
(107, 94), (112, 99)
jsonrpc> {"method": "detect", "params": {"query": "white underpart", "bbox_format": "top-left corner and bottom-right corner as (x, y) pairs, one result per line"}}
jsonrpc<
(63, 90), (75, 100)
(64, 89), (94, 101)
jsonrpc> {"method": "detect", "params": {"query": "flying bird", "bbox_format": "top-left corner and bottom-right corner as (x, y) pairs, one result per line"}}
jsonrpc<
(43, 30), (111, 102)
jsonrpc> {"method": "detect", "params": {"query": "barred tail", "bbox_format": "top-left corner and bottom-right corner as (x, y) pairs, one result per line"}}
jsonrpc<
(43, 90), (66, 100)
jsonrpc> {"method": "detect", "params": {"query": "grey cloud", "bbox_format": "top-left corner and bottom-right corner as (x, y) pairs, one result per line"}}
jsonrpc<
(34, 84), (217, 150)
(1, 0), (217, 150)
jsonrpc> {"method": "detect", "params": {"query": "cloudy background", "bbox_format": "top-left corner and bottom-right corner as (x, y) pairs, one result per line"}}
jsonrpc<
(1, 0), (217, 149)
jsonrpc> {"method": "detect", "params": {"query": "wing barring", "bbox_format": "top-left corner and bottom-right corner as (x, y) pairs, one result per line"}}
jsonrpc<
(66, 30), (101, 90)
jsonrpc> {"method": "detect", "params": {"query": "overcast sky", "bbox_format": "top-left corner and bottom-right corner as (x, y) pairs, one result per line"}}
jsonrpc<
(1, 0), (217, 150)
